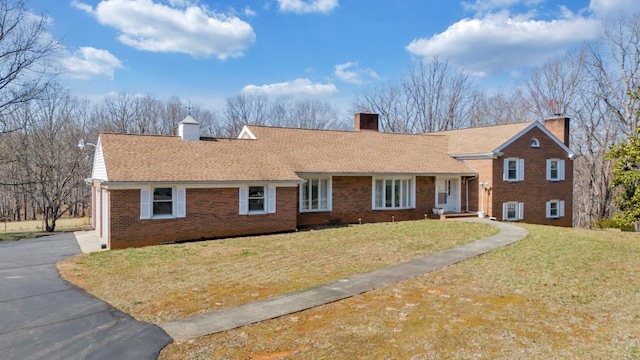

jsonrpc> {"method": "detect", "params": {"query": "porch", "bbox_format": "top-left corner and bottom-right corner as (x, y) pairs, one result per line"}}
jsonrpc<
(428, 211), (481, 220)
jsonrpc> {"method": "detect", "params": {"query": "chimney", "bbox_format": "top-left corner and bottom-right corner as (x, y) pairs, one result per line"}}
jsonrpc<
(354, 112), (379, 131)
(178, 115), (200, 140)
(543, 115), (570, 147)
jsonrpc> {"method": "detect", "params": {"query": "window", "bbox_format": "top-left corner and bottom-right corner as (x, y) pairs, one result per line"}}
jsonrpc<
(239, 185), (276, 215)
(153, 188), (173, 215)
(502, 201), (524, 221)
(530, 138), (540, 148)
(546, 200), (565, 218)
(503, 158), (525, 182)
(248, 186), (265, 212)
(300, 178), (331, 212)
(372, 177), (414, 210)
(546, 159), (565, 181)
(140, 186), (186, 219)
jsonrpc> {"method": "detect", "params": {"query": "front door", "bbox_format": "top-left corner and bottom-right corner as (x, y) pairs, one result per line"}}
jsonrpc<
(436, 177), (460, 213)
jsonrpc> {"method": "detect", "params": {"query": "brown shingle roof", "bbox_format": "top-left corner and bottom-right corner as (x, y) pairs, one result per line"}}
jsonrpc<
(98, 124), (487, 183)
(245, 126), (475, 175)
(430, 122), (533, 155)
(99, 133), (300, 182)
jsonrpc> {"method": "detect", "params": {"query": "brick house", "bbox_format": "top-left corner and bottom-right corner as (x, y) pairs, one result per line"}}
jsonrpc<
(89, 113), (575, 249)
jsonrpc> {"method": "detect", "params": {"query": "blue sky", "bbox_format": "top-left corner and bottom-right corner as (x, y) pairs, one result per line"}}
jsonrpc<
(27, 0), (640, 111)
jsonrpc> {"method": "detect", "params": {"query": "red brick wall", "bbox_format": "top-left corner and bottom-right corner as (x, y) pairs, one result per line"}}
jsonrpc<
(297, 176), (436, 226)
(108, 187), (298, 249)
(489, 126), (573, 227)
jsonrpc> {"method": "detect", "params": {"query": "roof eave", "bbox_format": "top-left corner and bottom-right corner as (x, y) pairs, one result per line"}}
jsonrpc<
(450, 152), (503, 160)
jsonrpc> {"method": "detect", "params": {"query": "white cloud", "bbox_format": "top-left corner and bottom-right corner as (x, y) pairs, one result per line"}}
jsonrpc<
(73, 0), (255, 59)
(589, 0), (640, 17)
(406, 10), (600, 76)
(62, 47), (123, 80)
(241, 78), (338, 97)
(334, 62), (379, 84)
(244, 7), (257, 17)
(277, 0), (338, 14)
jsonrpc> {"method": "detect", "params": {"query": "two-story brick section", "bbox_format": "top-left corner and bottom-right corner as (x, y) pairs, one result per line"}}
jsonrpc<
(89, 113), (575, 249)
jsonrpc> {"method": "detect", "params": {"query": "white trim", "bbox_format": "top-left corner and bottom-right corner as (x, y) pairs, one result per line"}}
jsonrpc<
(435, 177), (461, 212)
(100, 181), (300, 190)
(503, 158), (524, 182)
(546, 199), (565, 218)
(450, 152), (503, 160)
(299, 176), (333, 213)
(240, 184), (276, 215)
(371, 176), (416, 210)
(237, 126), (257, 140)
(91, 137), (108, 181)
(502, 201), (524, 221)
(546, 159), (566, 181)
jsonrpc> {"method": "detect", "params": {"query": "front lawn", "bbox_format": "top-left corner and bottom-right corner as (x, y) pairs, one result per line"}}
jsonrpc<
(57, 220), (495, 324)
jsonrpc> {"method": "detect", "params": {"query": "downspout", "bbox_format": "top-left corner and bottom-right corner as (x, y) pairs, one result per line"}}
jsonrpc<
(465, 176), (478, 212)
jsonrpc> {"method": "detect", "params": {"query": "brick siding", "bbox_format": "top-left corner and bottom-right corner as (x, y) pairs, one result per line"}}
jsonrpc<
(108, 187), (298, 249)
(297, 176), (436, 226)
(489, 126), (573, 227)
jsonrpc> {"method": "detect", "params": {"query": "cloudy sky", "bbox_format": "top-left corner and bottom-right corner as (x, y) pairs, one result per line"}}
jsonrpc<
(28, 0), (640, 111)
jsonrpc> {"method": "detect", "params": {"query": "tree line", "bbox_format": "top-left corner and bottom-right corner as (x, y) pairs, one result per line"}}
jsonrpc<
(0, 0), (638, 230)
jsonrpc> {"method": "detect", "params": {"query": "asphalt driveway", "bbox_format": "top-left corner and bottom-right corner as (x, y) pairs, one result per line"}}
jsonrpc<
(0, 233), (171, 360)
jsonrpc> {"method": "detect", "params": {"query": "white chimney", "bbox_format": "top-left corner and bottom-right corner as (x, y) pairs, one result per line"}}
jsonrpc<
(178, 115), (200, 140)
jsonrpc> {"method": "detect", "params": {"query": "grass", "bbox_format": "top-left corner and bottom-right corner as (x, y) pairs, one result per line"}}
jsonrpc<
(57, 221), (640, 359)
(158, 224), (640, 359)
(56, 220), (496, 323)
(0, 217), (90, 241)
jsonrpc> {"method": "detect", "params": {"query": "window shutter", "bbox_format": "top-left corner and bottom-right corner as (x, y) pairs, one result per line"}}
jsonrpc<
(559, 200), (565, 217)
(518, 159), (525, 181)
(503, 159), (509, 181)
(559, 160), (565, 181)
(239, 186), (248, 215)
(546, 159), (552, 180)
(176, 187), (186, 218)
(518, 202), (524, 220)
(267, 186), (276, 213)
(545, 201), (551, 218)
(140, 188), (151, 219)
(502, 203), (508, 220)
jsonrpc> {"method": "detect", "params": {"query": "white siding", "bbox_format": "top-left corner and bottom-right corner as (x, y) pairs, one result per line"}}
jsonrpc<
(92, 138), (108, 181)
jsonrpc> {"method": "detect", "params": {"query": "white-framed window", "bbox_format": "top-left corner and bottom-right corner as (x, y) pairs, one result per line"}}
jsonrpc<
(502, 201), (524, 221)
(530, 138), (540, 148)
(372, 177), (415, 210)
(503, 158), (525, 182)
(239, 185), (276, 215)
(546, 159), (566, 181)
(300, 177), (332, 212)
(546, 200), (565, 218)
(140, 186), (186, 219)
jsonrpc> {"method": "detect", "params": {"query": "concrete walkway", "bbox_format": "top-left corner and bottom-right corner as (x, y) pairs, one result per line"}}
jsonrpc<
(159, 218), (528, 341)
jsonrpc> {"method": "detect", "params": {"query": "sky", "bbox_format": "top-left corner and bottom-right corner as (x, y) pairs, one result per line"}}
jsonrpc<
(26, 0), (640, 112)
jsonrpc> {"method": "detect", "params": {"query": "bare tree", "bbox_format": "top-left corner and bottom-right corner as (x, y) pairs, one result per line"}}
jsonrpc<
(352, 57), (475, 133)
(0, 0), (59, 134)
(6, 83), (86, 231)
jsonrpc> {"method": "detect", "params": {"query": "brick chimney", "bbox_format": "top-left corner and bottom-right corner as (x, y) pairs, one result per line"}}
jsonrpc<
(354, 112), (379, 131)
(178, 115), (200, 140)
(543, 116), (570, 147)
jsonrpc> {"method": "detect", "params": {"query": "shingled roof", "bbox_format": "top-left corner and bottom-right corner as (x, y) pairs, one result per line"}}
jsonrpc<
(95, 124), (490, 183)
(430, 121), (534, 155)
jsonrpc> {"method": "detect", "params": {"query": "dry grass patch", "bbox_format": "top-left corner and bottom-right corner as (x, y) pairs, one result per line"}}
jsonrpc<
(57, 220), (495, 323)
(159, 224), (640, 359)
